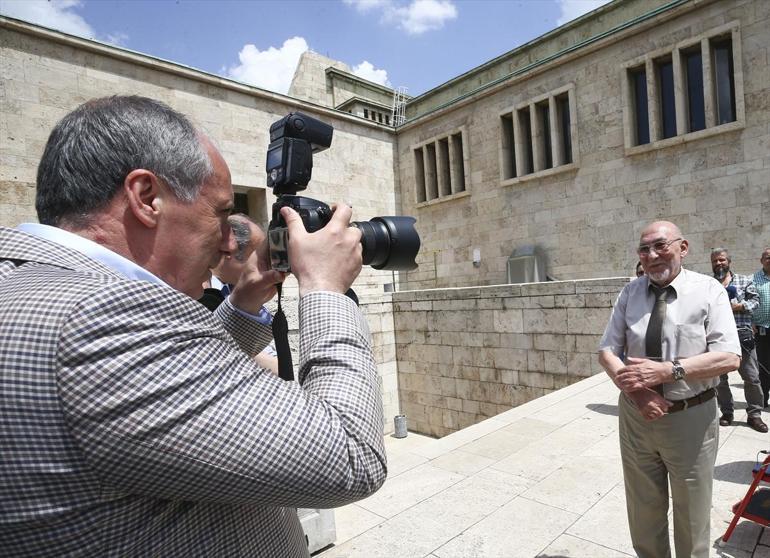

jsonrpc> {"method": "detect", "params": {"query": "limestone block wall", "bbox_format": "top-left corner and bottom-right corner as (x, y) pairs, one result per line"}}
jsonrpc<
(392, 278), (628, 438)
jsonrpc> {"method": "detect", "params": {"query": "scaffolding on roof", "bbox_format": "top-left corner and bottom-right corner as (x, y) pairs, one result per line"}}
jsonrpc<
(391, 86), (408, 127)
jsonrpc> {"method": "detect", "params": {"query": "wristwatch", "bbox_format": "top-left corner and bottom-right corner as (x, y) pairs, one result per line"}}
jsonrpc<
(671, 360), (686, 381)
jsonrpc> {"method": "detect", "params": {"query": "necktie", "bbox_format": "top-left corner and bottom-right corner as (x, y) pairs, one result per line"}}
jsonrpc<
(645, 284), (669, 395)
(645, 285), (669, 361)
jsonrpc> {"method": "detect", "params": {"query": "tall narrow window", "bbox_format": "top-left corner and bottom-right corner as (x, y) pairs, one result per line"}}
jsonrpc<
(500, 113), (516, 179)
(630, 68), (650, 145)
(363, 108), (369, 119)
(684, 48), (705, 132)
(557, 94), (572, 164)
(450, 133), (466, 193)
(518, 108), (534, 175)
(437, 137), (451, 197)
(657, 59), (676, 139)
(537, 102), (553, 170)
(414, 148), (426, 203)
(425, 143), (438, 201)
(712, 37), (736, 125)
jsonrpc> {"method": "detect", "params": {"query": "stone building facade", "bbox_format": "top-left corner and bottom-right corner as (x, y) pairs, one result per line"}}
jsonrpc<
(1, 0), (768, 436)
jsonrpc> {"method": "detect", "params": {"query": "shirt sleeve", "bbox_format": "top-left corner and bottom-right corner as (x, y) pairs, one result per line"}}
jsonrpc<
(705, 279), (742, 355)
(742, 278), (760, 315)
(55, 281), (386, 510)
(598, 284), (629, 356)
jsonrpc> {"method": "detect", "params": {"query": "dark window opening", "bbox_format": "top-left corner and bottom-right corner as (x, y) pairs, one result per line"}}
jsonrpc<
(438, 137), (451, 197)
(631, 68), (650, 145)
(519, 108), (534, 175)
(500, 113), (516, 179)
(233, 192), (249, 216)
(712, 37), (736, 125)
(657, 59), (677, 139)
(557, 94), (572, 163)
(363, 108), (368, 119)
(425, 143), (438, 200)
(684, 49), (705, 132)
(414, 148), (426, 203)
(538, 102), (552, 170)
(451, 133), (465, 192)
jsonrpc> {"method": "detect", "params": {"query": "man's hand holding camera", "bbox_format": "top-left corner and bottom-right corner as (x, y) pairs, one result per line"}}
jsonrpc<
(229, 235), (286, 315)
(283, 202), (363, 296)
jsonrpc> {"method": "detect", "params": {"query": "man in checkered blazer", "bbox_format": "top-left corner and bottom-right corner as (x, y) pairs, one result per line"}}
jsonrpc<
(0, 96), (386, 557)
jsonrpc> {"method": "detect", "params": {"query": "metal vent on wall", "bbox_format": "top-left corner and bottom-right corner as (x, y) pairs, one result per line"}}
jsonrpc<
(506, 245), (547, 284)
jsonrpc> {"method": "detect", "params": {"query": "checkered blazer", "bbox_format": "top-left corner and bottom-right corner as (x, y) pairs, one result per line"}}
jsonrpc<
(0, 227), (386, 557)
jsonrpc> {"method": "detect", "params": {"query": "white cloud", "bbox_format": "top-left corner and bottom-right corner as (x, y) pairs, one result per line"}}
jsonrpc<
(345, 0), (458, 35)
(224, 36), (309, 95)
(389, 0), (457, 35)
(0, 0), (127, 45)
(352, 61), (391, 86)
(556, 0), (611, 26)
(0, 0), (94, 37)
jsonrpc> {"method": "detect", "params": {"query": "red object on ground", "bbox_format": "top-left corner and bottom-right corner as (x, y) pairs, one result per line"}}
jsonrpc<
(722, 454), (770, 544)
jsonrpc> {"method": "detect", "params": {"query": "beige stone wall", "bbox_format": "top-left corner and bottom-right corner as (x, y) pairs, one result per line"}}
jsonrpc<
(287, 50), (351, 108)
(397, 0), (769, 290)
(392, 278), (627, 437)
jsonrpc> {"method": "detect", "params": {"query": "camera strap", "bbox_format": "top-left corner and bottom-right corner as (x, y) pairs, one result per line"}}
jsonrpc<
(272, 283), (294, 382)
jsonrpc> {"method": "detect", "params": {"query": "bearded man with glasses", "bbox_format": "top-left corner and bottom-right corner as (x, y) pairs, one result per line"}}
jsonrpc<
(598, 221), (741, 558)
(710, 248), (766, 432)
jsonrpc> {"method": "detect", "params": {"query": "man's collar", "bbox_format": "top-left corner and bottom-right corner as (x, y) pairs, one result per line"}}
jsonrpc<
(648, 267), (686, 295)
(17, 223), (166, 286)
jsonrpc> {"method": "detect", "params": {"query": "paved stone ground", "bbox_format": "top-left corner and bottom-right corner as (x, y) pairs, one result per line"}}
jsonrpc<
(318, 373), (770, 557)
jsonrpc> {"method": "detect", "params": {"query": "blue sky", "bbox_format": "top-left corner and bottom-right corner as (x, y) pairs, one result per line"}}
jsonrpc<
(0, 0), (610, 96)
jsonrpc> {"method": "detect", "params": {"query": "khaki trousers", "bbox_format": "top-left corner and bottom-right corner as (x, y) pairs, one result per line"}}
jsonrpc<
(618, 393), (718, 558)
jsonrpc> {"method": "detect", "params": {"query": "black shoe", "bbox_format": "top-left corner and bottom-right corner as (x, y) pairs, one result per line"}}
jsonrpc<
(719, 414), (733, 427)
(748, 416), (769, 433)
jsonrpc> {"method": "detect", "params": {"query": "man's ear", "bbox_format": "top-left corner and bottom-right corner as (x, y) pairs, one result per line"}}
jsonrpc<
(680, 239), (689, 258)
(124, 169), (163, 228)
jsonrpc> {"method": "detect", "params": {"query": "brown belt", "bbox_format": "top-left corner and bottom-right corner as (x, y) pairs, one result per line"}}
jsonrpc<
(667, 388), (716, 414)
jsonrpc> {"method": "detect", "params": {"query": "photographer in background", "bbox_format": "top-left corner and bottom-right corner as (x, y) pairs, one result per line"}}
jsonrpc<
(0, 96), (386, 557)
(711, 248), (766, 432)
(201, 213), (279, 373)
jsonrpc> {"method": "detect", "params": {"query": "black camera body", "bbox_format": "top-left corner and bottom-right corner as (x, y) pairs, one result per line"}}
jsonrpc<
(266, 112), (419, 273)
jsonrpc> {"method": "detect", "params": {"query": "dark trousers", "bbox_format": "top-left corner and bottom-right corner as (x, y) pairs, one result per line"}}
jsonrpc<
(757, 327), (770, 406)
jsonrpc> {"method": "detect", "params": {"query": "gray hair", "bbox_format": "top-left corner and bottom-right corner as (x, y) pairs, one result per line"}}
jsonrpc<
(710, 247), (731, 261)
(228, 213), (257, 262)
(36, 96), (213, 226)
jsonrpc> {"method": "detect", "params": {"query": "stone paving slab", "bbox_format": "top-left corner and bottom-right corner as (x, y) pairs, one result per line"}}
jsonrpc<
(319, 375), (770, 557)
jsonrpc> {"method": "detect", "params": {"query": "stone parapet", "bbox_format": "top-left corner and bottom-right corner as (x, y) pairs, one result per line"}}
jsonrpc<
(392, 278), (627, 437)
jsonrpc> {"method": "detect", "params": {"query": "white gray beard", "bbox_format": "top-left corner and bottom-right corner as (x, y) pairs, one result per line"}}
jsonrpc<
(648, 267), (673, 285)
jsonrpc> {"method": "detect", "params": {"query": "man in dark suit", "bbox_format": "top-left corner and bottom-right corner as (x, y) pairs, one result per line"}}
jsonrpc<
(0, 96), (386, 557)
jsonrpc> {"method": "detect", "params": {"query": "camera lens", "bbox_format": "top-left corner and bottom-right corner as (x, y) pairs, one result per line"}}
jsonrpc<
(353, 216), (420, 271)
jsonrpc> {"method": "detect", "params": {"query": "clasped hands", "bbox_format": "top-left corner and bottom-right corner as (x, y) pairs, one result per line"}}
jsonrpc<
(616, 357), (672, 421)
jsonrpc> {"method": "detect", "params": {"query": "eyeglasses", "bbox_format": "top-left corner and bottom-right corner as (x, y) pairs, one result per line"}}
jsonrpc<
(637, 238), (683, 256)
